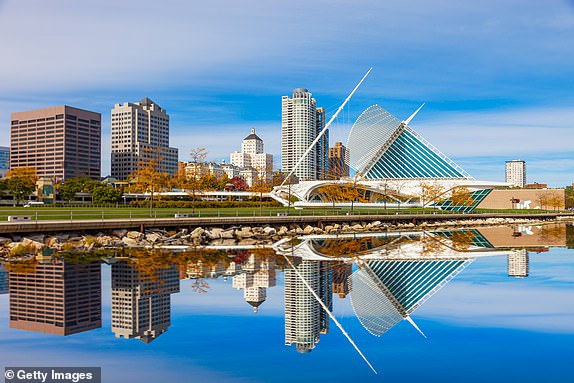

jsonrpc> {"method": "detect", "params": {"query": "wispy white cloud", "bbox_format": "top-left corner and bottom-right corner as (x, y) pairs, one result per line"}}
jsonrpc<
(1, 0), (573, 183)
(417, 281), (574, 333)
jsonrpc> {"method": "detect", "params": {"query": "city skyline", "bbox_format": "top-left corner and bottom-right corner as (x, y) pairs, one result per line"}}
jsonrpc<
(0, 1), (573, 186)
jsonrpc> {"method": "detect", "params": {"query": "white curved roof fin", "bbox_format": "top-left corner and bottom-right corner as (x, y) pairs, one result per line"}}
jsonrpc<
(403, 103), (425, 125)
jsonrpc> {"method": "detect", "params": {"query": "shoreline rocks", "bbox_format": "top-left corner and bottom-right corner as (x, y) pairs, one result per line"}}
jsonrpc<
(0, 216), (570, 259)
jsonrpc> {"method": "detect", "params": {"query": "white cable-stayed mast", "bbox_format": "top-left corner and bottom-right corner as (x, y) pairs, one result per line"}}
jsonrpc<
(280, 68), (372, 187)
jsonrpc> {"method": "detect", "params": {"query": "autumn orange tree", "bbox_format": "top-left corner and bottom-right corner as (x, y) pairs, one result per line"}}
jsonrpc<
(419, 181), (445, 211)
(129, 150), (169, 216)
(340, 177), (367, 212)
(250, 165), (273, 215)
(6, 167), (37, 204)
(450, 186), (474, 211)
(317, 183), (343, 209)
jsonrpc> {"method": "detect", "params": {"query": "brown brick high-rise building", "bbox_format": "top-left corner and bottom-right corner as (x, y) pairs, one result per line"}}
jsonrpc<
(328, 142), (349, 179)
(9, 260), (102, 336)
(10, 106), (101, 180)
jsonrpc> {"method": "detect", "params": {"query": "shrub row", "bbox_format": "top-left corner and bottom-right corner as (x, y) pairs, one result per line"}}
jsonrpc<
(128, 200), (282, 208)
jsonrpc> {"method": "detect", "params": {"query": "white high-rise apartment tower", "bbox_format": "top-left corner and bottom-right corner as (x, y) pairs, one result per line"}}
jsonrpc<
(281, 88), (328, 181)
(505, 160), (526, 187)
(111, 98), (178, 180)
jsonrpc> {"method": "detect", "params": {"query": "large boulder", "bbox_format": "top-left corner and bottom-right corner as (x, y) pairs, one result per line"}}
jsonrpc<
(262, 226), (277, 236)
(220, 229), (235, 239)
(236, 227), (254, 238)
(126, 231), (144, 240)
(22, 237), (44, 250)
(189, 228), (204, 240)
(122, 237), (139, 247)
(303, 225), (315, 234)
(146, 232), (162, 243)
(112, 229), (128, 238)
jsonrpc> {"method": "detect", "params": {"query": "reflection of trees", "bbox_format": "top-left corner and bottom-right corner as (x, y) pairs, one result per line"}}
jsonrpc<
(566, 225), (574, 249)
(448, 231), (476, 251)
(190, 279), (210, 293)
(537, 224), (566, 244)
(4, 260), (36, 274)
(420, 233), (446, 254)
(424, 230), (477, 252)
(311, 236), (397, 257)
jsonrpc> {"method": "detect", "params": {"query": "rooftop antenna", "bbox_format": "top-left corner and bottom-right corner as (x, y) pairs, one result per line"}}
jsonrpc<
(280, 68), (373, 187)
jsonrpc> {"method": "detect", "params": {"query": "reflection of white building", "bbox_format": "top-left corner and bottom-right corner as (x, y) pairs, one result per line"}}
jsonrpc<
(230, 128), (273, 186)
(111, 262), (180, 343)
(186, 260), (228, 279)
(284, 260), (332, 353)
(232, 254), (276, 312)
(508, 250), (529, 278)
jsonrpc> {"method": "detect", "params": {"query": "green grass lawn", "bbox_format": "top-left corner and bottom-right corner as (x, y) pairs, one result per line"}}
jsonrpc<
(0, 205), (565, 222)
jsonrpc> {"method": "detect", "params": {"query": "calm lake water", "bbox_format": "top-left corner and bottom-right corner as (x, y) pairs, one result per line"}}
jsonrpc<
(1, 224), (573, 383)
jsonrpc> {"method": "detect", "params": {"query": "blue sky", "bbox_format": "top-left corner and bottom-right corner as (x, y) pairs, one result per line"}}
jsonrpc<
(0, 0), (573, 186)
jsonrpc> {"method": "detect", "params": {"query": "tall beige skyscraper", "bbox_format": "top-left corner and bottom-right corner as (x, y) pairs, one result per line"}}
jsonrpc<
(10, 106), (101, 180)
(111, 98), (178, 180)
(281, 89), (328, 181)
(505, 160), (526, 187)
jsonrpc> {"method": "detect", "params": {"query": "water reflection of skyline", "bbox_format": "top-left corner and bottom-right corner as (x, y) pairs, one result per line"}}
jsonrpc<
(0, 224), (569, 348)
(8, 259), (101, 336)
(111, 261), (180, 343)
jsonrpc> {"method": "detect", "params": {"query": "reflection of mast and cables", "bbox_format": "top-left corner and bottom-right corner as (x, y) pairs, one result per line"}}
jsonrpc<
(281, 253), (378, 374)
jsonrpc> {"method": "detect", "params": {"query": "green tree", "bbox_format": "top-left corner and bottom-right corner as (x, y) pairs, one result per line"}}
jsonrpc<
(91, 185), (121, 204)
(59, 178), (83, 203)
(6, 167), (37, 204)
(563, 186), (574, 209)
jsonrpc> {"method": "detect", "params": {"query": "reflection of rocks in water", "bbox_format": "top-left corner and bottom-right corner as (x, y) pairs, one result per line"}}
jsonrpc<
(1, 218), (566, 260)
